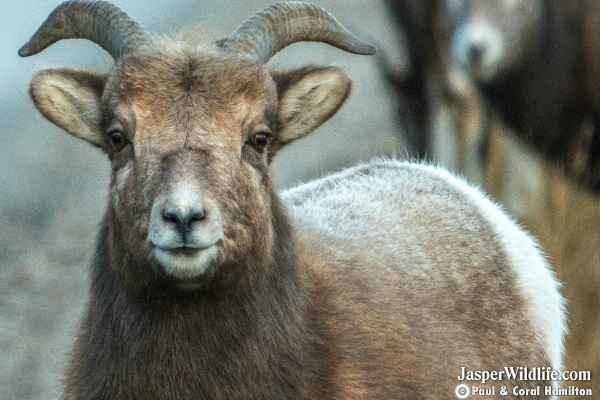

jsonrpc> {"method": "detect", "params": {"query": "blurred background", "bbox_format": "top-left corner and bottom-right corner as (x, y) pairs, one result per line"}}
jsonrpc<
(1, 0), (599, 399)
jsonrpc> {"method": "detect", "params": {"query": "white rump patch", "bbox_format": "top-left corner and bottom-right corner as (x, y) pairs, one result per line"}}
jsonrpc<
(411, 163), (566, 374)
(283, 159), (566, 379)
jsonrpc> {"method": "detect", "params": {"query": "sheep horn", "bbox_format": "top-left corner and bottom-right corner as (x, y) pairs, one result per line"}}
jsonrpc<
(18, 0), (150, 59)
(221, 2), (376, 63)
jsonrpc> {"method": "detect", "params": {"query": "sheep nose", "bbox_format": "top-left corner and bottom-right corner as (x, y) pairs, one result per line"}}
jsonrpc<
(148, 184), (223, 251)
(468, 42), (486, 65)
(163, 207), (205, 236)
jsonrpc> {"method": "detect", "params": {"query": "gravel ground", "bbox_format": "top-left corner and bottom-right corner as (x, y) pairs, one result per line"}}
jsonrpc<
(1, 1), (404, 398)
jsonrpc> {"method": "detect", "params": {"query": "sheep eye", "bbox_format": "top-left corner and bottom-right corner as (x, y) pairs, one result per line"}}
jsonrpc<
(109, 130), (127, 151)
(250, 132), (270, 152)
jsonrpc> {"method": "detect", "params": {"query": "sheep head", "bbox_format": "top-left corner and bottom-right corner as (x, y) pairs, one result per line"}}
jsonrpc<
(445, 0), (543, 82)
(20, 1), (375, 292)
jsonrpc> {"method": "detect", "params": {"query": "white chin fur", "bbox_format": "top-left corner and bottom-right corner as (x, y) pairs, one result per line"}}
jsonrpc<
(153, 246), (219, 279)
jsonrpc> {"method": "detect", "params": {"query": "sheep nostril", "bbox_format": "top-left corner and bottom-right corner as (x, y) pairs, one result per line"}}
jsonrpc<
(163, 209), (181, 226)
(188, 209), (205, 224)
(163, 208), (205, 235)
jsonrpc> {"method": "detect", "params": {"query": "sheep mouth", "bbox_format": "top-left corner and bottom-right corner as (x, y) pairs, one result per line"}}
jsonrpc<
(166, 247), (204, 257)
(151, 243), (220, 280)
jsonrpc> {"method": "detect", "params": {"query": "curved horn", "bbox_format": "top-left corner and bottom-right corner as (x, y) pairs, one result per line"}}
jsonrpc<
(221, 2), (376, 63)
(18, 0), (150, 59)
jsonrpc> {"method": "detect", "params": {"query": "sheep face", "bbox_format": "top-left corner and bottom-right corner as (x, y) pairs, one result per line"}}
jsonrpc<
(445, 0), (543, 82)
(28, 47), (352, 291)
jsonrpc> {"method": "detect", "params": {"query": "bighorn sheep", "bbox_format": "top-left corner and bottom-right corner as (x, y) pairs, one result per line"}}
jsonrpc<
(446, 0), (600, 191)
(20, 1), (565, 398)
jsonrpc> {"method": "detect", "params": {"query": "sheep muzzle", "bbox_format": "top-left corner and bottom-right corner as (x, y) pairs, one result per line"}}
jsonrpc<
(147, 184), (224, 280)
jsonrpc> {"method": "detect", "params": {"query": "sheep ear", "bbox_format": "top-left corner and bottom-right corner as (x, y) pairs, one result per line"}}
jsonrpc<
(270, 66), (351, 156)
(29, 68), (108, 149)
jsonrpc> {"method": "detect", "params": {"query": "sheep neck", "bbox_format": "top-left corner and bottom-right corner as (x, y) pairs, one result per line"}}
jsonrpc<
(64, 192), (333, 399)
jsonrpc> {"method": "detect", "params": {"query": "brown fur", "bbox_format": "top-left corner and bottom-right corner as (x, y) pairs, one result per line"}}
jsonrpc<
(398, 1), (600, 396)
(386, 0), (600, 190)
(63, 195), (338, 399)
(469, 119), (600, 400)
(446, 0), (599, 190)
(285, 163), (552, 399)
(27, 39), (361, 399)
(25, 19), (559, 400)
